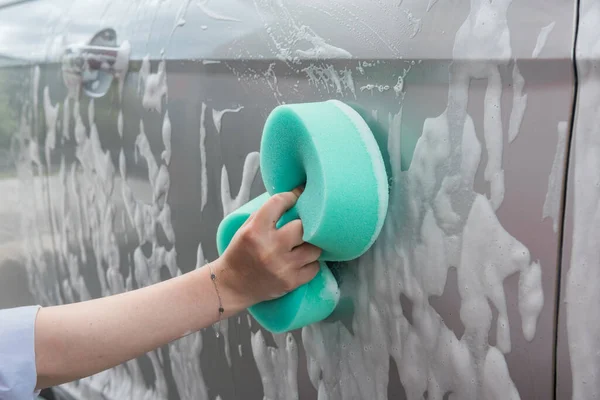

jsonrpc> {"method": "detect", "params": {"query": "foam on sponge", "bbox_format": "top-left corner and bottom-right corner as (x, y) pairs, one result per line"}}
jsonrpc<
(216, 100), (389, 333)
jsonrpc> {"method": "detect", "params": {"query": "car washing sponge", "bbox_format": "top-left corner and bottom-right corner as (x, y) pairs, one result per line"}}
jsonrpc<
(216, 100), (389, 333)
(216, 193), (340, 333)
(260, 100), (389, 261)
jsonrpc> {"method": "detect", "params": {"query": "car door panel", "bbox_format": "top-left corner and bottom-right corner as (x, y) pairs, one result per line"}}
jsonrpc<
(555, 0), (600, 399)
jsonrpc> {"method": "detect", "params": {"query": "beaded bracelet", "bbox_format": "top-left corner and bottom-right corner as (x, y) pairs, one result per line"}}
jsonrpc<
(208, 263), (224, 337)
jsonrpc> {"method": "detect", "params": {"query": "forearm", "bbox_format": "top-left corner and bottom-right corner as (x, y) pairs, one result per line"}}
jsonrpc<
(34, 260), (241, 389)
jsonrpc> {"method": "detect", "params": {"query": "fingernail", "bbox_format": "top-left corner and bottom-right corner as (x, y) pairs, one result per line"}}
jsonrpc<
(292, 185), (305, 197)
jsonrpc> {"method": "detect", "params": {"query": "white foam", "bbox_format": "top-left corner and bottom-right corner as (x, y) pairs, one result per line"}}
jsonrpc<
(169, 332), (208, 400)
(160, 111), (172, 165)
(114, 40), (131, 99)
(508, 62), (528, 143)
(200, 102), (208, 211)
(212, 106), (243, 134)
(169, 0), (193, 42)
(251, 331), (299, 400)
(138, 55), (150, 96)
(43, 86), (59, 160)
(197, 0), (241, 21)
(136, 121), (159, 184)
(482, 68), (505, 210)
(319, 265), (341, 302)
(62, 98), (71, 139)
(402, 9), (422, 38)
(154, 165), (170, 202)
(427, 0), (439, 12)
(220, 151), (260, 216)
(195, 242), (206, 270)
(295, 38), (352, 59)
(543, 121), (568, 232)
(117, 110), (124, 139)
(394, 76), (404, 97)
(30, 50), (178, 397)
(303, 65), (356, 98)
(142, 59), (167, 113)
(255, 0), (350, 63)
(161, 112), (172, 165)
(482, 347), (520, 399)
(300, 1), (544, 398)
(360, 84), (390, 94)
(532, 22), (556, 58)
(158, 204), (176, 244)
(33, 66), (40, 114)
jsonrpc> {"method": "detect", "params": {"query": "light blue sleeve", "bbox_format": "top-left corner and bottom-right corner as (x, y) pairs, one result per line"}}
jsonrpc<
(0, 305), (41, 400)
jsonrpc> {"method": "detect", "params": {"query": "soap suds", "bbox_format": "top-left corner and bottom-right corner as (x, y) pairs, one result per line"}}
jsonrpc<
(138, 55), (150, 97)
(543, 121), (568, 232)
(532, 22), (556, 58)
(251, 331), (299, 400)
(43, 86), (59, 169)
(296, 1), (544, 399)
(199, 102), (208, 211)
(62, 98), (71, 140)
(566, 2), (600, 398)
(117, 110), (124, 138)
(360, 84), (390, 94)
(140, 58), (167, 113)
(254, 0), (351, 62)
(169, 243), (209, 400)
(303, 64), (356, 98)
(221, 151), (260, 216)
(37, 72), (179, 397)
(427, 0), (440, 12)
(161, 111), (172, 165)
(169, 0), (193, 42)
(507, 62), (528, 143)
(212, 106), (243, 134)
(482, 347), (520, 399)
(39, 94), (176, 399)
(402, 8), (423, 38)
(482, 67), (505, 210)
(198, 0), (241, 22)
(114, 40), (131, 99)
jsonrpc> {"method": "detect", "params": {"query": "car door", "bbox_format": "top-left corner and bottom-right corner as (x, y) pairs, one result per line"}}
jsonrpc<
(555, 1), (600, 399)
(0, 0), (577, 399)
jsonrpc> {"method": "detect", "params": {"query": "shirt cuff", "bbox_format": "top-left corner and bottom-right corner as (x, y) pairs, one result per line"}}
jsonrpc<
(0, 305), (41, 400)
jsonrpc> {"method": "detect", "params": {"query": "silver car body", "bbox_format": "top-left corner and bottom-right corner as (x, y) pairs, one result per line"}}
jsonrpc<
(0, 0), (596, 398)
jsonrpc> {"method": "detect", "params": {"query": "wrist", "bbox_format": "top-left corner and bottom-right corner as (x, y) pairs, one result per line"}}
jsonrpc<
(206, 258), (251, 318)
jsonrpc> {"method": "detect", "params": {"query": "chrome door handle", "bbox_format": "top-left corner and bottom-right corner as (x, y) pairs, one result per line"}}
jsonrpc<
(62, 28), (130, 98)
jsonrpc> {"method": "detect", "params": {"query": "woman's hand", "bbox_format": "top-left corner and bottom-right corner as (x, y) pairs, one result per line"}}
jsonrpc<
(216, 189), (321, 309)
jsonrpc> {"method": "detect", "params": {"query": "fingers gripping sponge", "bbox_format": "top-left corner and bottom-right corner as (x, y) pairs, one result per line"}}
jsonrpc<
(217, 193), (340, 333)
(216, 100), (389, 333)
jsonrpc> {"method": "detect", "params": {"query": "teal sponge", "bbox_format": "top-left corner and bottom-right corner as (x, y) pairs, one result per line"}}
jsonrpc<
(216, 100), (389, 333)
(216, 193), (340, 333)
(260, 100), (389, 261)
